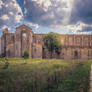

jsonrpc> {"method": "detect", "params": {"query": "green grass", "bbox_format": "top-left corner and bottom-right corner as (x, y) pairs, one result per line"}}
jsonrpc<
(0, 58), (91, 92)
(56, 62), (91, 92)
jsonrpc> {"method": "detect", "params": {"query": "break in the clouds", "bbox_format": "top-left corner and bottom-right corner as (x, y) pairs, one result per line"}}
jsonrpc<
(0, 0), (92, 34)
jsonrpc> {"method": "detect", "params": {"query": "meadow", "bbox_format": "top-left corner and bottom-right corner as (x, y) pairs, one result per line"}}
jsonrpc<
(0, 58), (91, 92)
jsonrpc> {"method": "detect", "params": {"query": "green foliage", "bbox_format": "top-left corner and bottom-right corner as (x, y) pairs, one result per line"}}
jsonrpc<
(1, 57), (8, 62)
(55, 62), (90, 92)
(43, 32), (62, 56)
(23, 50), (29, 59)
(3, 61), (9, 69)
(0, 59), (91, 92)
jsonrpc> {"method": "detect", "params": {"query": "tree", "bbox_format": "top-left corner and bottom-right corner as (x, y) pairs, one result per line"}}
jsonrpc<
(23, 50), (29, 63)
(43, 32), (62, 58)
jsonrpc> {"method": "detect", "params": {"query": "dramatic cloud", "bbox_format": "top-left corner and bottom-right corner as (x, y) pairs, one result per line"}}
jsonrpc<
(32, 0), (52, 11)
(70, 0), (92, 24)
(0, 14), (10, 20)
(0, 0), (92, 34)
(68, 0), (92, 34)
(0, 0), (23, 29)
(24, 0), (74, 26)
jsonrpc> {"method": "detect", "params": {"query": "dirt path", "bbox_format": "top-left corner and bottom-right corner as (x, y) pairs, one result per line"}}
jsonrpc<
(89, 65), (92, 92)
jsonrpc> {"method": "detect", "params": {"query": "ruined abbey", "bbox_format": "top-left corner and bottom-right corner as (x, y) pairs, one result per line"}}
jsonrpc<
(1, 24), (92, 59)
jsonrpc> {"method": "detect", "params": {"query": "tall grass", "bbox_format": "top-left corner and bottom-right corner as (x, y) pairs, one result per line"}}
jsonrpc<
(0, 58), (91, 92)
(56, 62), (91, 92)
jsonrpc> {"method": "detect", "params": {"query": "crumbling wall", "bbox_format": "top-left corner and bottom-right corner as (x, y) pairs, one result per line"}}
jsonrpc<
(1, 25), (92, 60)
(32, 43), (42, 58)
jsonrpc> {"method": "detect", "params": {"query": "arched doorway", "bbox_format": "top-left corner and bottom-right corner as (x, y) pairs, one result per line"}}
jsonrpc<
(74, 50), (78, 59)
(21, 32), (29, 57)
(42, 48), (45, 58)
(15, 25), (34, 58)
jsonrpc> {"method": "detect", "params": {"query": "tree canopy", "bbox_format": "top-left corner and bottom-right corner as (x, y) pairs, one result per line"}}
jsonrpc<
(43, 32), (62, 58)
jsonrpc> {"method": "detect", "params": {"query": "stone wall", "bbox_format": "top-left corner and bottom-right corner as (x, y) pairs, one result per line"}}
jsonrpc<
(32, 43), (42, 58)
(41, 34), (92, 59)
(1, 33), (15, 57)
(15, 25), (34, 58)
(1, 35), (5, 57)
(1, 25), (92, 59)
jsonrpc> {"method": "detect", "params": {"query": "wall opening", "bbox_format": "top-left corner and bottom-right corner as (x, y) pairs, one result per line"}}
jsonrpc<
(21, 32), (29, 57)
(42, 48), (45, 58)
(22, 33), (27, 40)
(74, 50), (78, 59)
(7, 49), (10, 57)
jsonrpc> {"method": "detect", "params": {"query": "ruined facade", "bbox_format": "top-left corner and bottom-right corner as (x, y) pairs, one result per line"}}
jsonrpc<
(1, 24), (92, 59)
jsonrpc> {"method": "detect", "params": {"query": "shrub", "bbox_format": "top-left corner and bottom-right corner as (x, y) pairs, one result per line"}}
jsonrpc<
(23, 50), (29, 59)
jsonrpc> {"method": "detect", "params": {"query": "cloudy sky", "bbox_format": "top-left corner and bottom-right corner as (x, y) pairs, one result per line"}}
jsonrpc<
(0, 0), (92, 36)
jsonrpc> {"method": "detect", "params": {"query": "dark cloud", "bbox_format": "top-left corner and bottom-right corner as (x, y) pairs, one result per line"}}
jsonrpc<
(1, 0), (92, 34)
(24, 0), (71, 26)
(70, 0), (92, 24)
(24, 1), (45, 24)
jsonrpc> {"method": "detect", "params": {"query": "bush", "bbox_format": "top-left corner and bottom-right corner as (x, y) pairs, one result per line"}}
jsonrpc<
(23, 50), (29, 59)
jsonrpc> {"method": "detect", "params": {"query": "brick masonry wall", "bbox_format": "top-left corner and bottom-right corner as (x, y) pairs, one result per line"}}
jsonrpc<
(1, 25), (92, 59)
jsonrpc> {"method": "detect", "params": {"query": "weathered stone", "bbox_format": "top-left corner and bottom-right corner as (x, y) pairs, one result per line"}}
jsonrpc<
(1, 24), (92, 59)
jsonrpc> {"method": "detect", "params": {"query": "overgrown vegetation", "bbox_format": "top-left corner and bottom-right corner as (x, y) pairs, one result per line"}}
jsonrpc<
(23, 50), (29, 59)
(0, 58), (91, 92)
(56, 62), (91, 92)
(23, 50), (29, 64)
(43, 32), (61, 58)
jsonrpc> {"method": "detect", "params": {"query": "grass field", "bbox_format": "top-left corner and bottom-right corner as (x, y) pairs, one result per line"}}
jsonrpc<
(0, 58), (91, 92)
